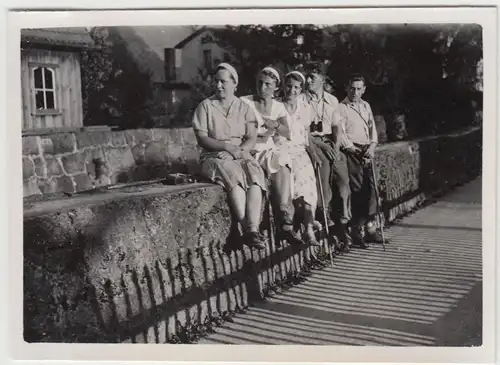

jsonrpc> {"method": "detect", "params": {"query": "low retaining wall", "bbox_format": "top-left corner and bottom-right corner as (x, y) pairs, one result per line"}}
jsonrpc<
(375, 127), (481, 220)
(22, 128), (201, 197)
(23, 127), (482, 343)
(24, 183), (310, 343)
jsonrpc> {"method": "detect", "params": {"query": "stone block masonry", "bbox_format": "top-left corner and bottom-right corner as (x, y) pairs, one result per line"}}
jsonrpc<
(22, 128), (202, 197)
(23, 127), (482, 343)
(374, 127), (481, 221)
(24, 183), (309, 343)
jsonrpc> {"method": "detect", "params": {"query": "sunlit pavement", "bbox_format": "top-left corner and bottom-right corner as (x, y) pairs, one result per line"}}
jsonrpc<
(198, 178), (482, 346)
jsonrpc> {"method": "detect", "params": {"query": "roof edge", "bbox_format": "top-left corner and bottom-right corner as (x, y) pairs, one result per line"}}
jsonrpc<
(20, 28), (96, 49)
(174, 26), (210, 49)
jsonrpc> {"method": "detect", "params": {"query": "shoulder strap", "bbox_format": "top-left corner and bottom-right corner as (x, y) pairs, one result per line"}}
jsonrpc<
(348, 103), (372, 130)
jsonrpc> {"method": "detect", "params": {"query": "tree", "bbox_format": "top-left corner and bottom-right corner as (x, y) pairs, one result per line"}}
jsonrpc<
(215, 23), (482, 138)
(166, 68), (214, 127)
(80, 27), (157, 129)
(213, 25), (326, 95)
(80, 27), (114, 124)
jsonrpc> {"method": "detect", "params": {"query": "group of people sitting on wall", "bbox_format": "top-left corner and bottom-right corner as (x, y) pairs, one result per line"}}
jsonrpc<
(192, 61), (385, 252)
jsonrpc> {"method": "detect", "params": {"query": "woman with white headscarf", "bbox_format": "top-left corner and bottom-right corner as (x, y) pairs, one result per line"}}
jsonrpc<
(241, 65), (302, 245)
(282, 70), (322, 246)
(192, 63), (267, 249)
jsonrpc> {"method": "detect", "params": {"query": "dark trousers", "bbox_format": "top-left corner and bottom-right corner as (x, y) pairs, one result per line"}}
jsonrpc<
(312, 136), (351, 225)
(314, 146), (333, 212)
(330, 153), (352, 225)
(344, 145), (378, 227)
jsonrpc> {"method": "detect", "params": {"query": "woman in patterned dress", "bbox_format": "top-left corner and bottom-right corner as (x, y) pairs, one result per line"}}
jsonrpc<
(282, 71), (322, 246)
(241, 66), (302, 245)
(192, 63), (267, 249)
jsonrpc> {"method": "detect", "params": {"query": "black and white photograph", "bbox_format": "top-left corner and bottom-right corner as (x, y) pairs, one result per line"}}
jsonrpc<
(7, 6), (498, 364)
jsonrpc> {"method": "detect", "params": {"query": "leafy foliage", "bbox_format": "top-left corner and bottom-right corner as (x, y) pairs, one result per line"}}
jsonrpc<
(81, 24), (482, 137)
(165, 68), (214, 127)
(213, 24), (327, 95)
(80, 27), (113, 123)
(80, 27), (157, 129)
(214, 24), (483, 138)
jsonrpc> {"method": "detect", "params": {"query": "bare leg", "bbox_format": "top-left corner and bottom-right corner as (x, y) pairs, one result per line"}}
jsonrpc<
(228, 185), (247, 229)
(303, 203), (320, 246)
(271, 166), (303, 245)
(229, 184), (266, 249)
(304, 203), (315, 227)
(271, 166), (293, 222)
(246, 184), (262, 232)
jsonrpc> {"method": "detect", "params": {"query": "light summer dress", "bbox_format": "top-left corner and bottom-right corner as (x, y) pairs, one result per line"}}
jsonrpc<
(192, 95), (267, 192)
(240, 95), (293, 176)
(284, 100), (318, 210)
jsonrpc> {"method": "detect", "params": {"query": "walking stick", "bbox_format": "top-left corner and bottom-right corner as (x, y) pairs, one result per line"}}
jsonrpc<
(267, 192), (274, 246)
(261, 190), (280, 285)
(315, 165), (335, 267)
(370, 161), (386, 251)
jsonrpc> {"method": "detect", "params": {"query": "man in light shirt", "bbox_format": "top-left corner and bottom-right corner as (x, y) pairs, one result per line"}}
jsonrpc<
(302, 62), (352, 249)
(336, 75), (385, 248)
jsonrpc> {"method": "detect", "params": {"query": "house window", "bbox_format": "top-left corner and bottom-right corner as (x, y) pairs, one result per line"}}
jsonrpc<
(203, 49), (212, 71)
(32, 66), (57, 111)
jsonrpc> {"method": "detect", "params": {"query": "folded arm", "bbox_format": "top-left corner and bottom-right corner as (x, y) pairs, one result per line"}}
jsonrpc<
(194, 131), (229, 152)
(276, 116), (291, 140)
(262, 116), (291, 140)
(334, 106), (362, 154)
(193, 102), (255, 159)
(240, 120), (258, 152)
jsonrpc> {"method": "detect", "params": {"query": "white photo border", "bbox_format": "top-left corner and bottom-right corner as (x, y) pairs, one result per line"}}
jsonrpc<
(4, 5), (498, 365)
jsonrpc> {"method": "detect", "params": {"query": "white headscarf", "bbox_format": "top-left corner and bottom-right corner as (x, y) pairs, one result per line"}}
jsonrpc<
(285, 70), (306, 85)
(216, 63), (239, 85)
(260, 66), (281, 84)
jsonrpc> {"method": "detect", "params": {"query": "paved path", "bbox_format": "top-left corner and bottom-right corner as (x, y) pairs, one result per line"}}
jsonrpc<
(198, 178), (482, 346)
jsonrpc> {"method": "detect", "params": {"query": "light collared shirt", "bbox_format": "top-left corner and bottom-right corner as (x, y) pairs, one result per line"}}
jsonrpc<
(300, 90), (339, 136)
(335, 97), (378, 148)
(192, 95), (256, 147)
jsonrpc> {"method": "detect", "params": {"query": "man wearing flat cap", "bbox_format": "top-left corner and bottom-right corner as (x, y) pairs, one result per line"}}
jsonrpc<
(301, 61), (353, 249)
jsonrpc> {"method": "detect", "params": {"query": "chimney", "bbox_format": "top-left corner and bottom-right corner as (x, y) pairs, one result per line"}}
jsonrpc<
(164, 48), (182, 82)
(164, 48), (183, 121)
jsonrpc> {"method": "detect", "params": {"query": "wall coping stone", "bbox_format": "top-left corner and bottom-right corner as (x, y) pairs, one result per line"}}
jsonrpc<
(24, 182), (218, 218)
(23, 126), (481, 217)
(376, 126), (481, 151)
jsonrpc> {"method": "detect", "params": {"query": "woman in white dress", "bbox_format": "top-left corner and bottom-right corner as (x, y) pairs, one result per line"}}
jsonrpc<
(282, 71), (322, 246)
(241, 66), (302, 245)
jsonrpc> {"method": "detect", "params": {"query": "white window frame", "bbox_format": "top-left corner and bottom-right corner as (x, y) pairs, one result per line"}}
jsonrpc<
(29, 63), (60, 115)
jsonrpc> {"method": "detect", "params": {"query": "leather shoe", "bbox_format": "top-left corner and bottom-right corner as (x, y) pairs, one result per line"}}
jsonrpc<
(244, 231), (267, 250)
(304, 230), (322, 246)
(280, 228), (304, 245)
(365, 229), (386, 244)
(351, 226), (369, 249)
(337, 224), (353, 247)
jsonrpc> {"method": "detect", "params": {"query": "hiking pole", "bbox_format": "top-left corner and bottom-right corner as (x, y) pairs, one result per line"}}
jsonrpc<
(315, 164), (335, 267)
(370, 160), (386, 251)
(268, 193), (278, 282)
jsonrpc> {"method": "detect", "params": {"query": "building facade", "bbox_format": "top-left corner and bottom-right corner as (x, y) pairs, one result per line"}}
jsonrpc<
(20, 28), (96, 133)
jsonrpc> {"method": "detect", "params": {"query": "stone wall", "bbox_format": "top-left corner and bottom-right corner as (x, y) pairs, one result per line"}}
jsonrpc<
(23, 127), (482, 343)
(24, 183), (311, 343)
(374, 127), (482, 221)
(22, 128), (201, 197)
